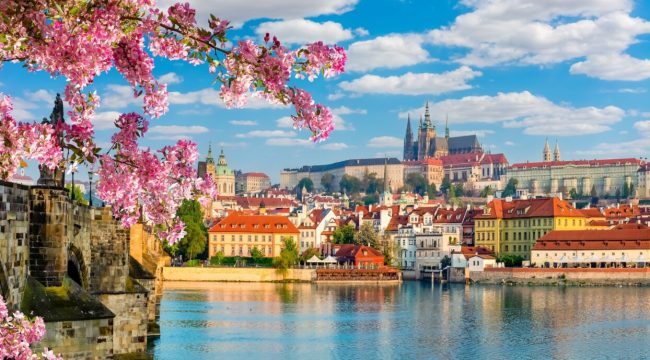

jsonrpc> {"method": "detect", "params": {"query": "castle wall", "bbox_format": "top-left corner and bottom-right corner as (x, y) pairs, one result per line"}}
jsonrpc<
(89, 207), (130, 294)
(98, 290), (149, 355)
(39, 318), (114, 359)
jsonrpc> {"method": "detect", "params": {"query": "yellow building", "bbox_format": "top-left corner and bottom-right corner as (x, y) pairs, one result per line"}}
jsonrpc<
(207, 214), (299, 259)
(475, 197), (586, 260)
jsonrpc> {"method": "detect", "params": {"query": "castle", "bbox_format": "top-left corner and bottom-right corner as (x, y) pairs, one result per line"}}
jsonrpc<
(403, 102), (482, 161)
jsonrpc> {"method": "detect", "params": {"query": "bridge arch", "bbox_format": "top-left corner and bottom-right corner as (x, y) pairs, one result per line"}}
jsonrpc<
(67, 244), (88, 289)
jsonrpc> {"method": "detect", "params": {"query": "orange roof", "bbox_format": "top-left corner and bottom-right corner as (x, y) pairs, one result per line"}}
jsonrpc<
(534, 224), (650, 251)
(475, 197), (583, 219)
(242, 172), (270, 178)
(454, 246), (495, 260)
(579, 208), (604, 218)
(209, 214), (299, 234)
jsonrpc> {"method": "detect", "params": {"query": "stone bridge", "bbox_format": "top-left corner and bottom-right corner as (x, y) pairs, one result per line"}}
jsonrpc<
(0, 180), (169, 358)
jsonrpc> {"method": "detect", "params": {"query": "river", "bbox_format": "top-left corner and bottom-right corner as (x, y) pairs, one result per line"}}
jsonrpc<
(148, 282), (650, 359)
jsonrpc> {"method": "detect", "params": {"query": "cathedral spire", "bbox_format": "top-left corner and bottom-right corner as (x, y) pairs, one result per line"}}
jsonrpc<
(423, 101), (432, 128)
(543, 138), (551, 162)
(445, 114), (449, 139)
(403, 114), (414, 160)
(553, 140), (561, 162)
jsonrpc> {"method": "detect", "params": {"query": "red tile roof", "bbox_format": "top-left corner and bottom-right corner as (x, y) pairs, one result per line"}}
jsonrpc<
(534, 224), (650, 251)
(475, 197), (584, 219)
(454, 246), (495, 260)
(209, 214), (299, 234)
(242, 172), (270, 178)
(510, 158), (643, 170)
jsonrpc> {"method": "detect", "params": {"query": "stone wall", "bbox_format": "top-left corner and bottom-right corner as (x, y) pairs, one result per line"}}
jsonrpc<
(98, 288), (149, 355)
(39, 318), (114, 359)
(470, 268), (650, 285)
(448, 267), (466, 283)
(0, 181), (30, 308)
(89, 207), (130, 294)
(163, 267), (316, 282)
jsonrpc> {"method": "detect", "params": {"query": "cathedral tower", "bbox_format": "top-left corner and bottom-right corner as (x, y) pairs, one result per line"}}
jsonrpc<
(403, 114), (414, 160)
(543, 138), (551, 162)
(417, 102), (437, 160)
(553, 140), (561, 162)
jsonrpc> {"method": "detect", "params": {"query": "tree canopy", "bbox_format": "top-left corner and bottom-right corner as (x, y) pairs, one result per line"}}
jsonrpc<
(332, 224), (356, 244)
(296, 177), (314, 193)
(320, 173), (336, 193)
(502, 178), (519, 198)
(405, 173), (427, 195)
(339, 174), (362, 194)
(356, 223), (379, 249)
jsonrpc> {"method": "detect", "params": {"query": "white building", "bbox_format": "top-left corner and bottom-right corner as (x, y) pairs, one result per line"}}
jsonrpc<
(395, 225), (416, 270)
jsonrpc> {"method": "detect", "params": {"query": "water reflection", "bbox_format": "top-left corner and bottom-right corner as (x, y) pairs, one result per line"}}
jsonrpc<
(150, 282), (650, 359)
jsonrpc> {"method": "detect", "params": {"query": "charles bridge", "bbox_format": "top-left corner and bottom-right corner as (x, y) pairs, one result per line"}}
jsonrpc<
(0, 178), (168, 359)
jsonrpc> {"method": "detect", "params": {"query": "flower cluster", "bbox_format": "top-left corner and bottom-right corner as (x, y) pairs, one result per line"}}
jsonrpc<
(0, 1), (346, 244)
(0, 295), (61, 359)
(96, 113), (215, 244)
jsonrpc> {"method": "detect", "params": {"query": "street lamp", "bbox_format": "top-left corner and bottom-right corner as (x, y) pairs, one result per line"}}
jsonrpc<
(88, 170), (94, 207)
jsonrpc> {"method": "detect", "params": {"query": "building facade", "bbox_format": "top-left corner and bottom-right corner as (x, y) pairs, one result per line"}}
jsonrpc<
(236, 172), (271, 194)
(474, 197), (586, 260)
(505, 141), (643, 198)
(280, 158), (404, 192)
(207, 214), (300, 259)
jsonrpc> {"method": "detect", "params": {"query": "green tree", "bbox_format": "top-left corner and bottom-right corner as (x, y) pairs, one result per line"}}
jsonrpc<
(300, 247), (321, 262)
(362, 172), (381, 194)
(454, 182), (465, 198)
(250, 246), (264, 263)
(622, 182), (630, 198)
(356, 222), (379, 248)
(320, 173), (336, 193)
(502, 178), (518, 198)
(448, 184), (457, 199)
(498, 254), (524, 267)
(590, 184), (598, 198)
(440, 177), (451, 195)
(427, 183), (438, 198)
(381, 235), (398, 266)
(569, 188), (578, 199)
(296, 177), (314, 193)
(630, 184), (635, 198)
(176, 199), (207, 261)
(405, 173), (427, 195)
(339, 174), (362, 194)
(615, 187), (621, 202)
(273, 236), (299, 275)
(479, 186), (494, 198)
(332, 224), (356, 244)
(65, 184), (88, 206)
(210, 251), (225, 265)
(362, 194), (378, 205)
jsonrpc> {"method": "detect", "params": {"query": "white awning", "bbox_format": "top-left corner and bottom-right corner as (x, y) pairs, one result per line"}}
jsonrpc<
(306, 255), (322, 263)
(323, 255), (338, 263)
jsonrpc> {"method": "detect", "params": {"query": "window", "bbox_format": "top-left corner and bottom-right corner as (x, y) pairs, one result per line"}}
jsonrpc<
(239, 235), (243, 242)
(248, 235), (252, 242)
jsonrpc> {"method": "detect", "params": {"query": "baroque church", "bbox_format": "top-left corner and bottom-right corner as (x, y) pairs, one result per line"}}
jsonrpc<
(403, 102), (482, 160)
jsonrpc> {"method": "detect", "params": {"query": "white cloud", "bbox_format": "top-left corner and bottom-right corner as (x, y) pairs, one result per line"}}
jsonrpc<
(367, 136), (403, 148)
(427, 1), (650, 80)
(570, 53), (650, 81)
(277, 114), (353, 131)
(266, 138), (314, 147)
(618, 88), (646, 94)
(399, 91), (624, 136)
(169, 88), (288, 109)
(149, 134), (193, 141)
(149, 125), (210, 135)
(331, 106), (367, 115)
(10, 98), (38, 121)
(320, 142), (349, 150)
(327, 92), (345, 101)
(346, 34), (430, 72)
(25, 89), (56, 103)
(157, 0), (358, 27)
(373, 150), (401, 158)
(339, 66), (481, 95)
(158, 72), (183, 85)
(230, 120), (257, 126)
(103, 85), (141, 109)
(255, 19), (353, 45)
(93, 111), (121, 130)
(504, 141), (516, 146)
(236, 130), (296, 138)
(577, 120), (650, 156)
(354, 27), (369, 37)
(450, 129), (494, 138)
(219, 141), (248, 148)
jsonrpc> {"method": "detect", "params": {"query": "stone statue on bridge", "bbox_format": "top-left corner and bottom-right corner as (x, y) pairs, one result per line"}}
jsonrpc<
(37, 93), (65, 187)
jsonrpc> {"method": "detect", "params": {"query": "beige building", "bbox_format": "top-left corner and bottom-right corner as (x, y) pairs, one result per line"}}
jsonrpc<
(505, 141), (643, 198)
(532, 224), (650, 268)
(207, 214), (299, 259)
(403, 158), (444, 189)
(638, 164), (650, 198)
(280, 158), (404, 192)
(236, 172), (271, 194)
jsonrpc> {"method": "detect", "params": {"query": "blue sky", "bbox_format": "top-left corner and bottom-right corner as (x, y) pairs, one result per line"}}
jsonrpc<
(3, 0), (650, 183)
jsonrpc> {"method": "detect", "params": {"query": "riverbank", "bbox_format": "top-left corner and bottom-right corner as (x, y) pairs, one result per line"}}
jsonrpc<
(470, 268), (650, 286)
(162, 267), (315, 282)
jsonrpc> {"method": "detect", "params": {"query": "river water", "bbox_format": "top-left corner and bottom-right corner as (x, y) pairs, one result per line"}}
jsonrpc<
(148, 282), (650, 359)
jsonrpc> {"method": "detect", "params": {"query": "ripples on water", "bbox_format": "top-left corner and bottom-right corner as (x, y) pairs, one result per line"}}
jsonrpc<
(149, 282), (650, 359)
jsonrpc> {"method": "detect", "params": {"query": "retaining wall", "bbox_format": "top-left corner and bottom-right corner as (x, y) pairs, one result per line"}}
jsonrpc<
(470, 268), (650, 286)
(162, 267), (316, 282)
